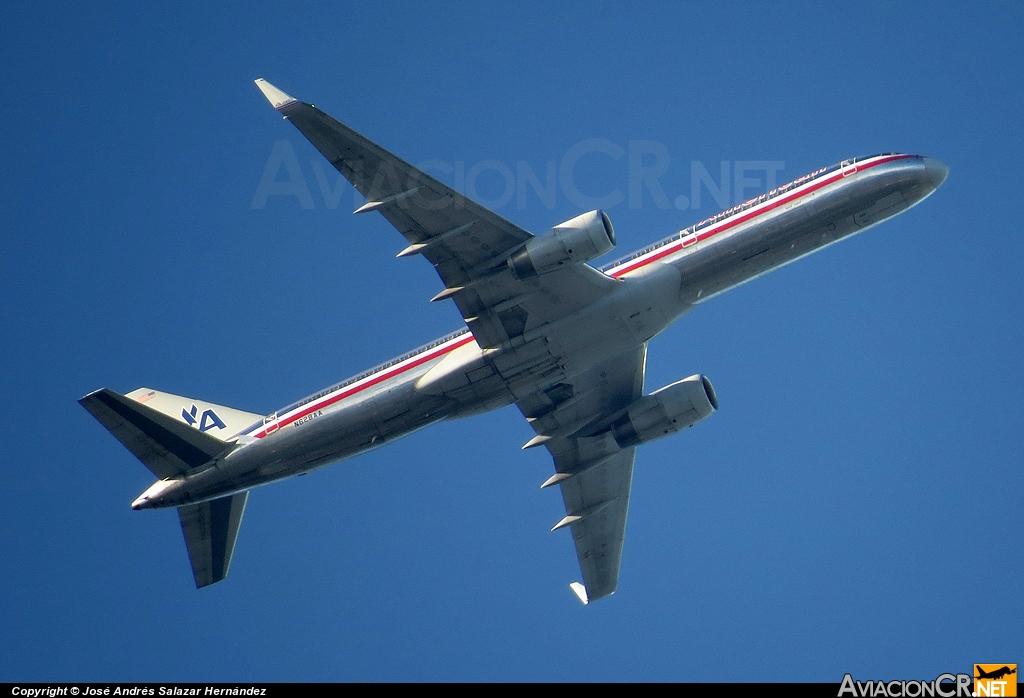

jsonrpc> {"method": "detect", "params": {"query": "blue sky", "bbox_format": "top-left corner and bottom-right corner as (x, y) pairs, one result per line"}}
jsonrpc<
(2, 1), (1021, 682)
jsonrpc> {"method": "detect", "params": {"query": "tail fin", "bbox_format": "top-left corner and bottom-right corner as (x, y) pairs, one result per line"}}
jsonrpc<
(179, 491), (249, 587)
(123, 388), (263, 441)
(80, 387), (259, 588)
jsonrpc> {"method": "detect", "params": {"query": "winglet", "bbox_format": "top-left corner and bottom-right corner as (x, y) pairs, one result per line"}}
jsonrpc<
(569, 582), (589, 605)
(254, 78), (297, 110)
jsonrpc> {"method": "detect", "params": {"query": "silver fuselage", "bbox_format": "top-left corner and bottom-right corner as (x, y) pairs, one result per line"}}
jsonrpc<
(136, 154), (945, 509)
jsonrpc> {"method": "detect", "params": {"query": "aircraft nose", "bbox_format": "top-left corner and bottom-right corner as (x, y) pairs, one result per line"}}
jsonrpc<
(131, 495), (152, 510)
(923, 157), (949, 189)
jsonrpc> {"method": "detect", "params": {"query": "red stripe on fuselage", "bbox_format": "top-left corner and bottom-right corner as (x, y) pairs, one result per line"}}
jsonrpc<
(607, 154), (915, 278)
(254, 334), (475, 438)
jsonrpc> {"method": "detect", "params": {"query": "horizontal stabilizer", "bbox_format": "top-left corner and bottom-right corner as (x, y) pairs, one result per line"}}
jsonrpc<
(178, 491), (249, 588)
(79, 388), (230, 479)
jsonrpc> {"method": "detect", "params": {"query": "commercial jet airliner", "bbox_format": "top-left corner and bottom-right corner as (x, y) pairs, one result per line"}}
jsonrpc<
(80, 79), (948, 602)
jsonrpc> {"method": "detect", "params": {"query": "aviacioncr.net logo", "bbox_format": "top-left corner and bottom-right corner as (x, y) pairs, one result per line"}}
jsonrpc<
(838, 673), (972, 698)
(974, 665), (1017, 697)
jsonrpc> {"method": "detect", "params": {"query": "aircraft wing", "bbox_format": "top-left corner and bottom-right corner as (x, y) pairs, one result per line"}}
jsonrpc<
(517, 344), (647, 602)
(256, 79), (618, 349)
(257, 80), (641, 601)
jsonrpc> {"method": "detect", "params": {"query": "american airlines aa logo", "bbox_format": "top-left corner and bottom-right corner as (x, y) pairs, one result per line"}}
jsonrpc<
(975, 665), (1017, 697)
(182, 404), (227, 432)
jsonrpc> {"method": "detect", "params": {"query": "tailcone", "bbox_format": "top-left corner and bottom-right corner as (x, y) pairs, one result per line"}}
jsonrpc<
(131, 478), (181, 510)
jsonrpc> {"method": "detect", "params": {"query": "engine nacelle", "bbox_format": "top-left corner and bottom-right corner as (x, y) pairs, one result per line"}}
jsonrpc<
(508, 210), (615, 279)
(610, 374), (718, 448)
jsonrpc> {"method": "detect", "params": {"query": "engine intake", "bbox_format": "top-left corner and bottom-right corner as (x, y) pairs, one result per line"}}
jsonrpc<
(508, 210), (615, 279)
(611, 374), (718, 448)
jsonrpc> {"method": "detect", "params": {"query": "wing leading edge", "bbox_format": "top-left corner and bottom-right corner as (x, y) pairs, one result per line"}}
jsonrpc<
(254, 79), (618, 351)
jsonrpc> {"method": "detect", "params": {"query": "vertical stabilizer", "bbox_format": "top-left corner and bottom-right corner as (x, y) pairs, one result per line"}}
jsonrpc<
(125, 388), (263, 441)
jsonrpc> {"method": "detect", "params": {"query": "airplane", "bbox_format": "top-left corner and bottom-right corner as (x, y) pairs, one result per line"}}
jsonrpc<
(79, 78), (949, 603)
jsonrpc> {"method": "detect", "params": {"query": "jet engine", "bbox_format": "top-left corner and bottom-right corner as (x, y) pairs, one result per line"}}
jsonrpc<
(508, 210), (615, 279)
(610, 374), (718, 448)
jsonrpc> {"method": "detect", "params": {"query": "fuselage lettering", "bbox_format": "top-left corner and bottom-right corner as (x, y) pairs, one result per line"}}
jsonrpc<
(293, 410), (323, 427)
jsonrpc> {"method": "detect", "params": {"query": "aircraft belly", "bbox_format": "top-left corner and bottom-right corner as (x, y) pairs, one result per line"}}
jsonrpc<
(278, 377), (452, 464)
(369, 380), (454, 440)
(168, 374), (459, 504)
(444, 262), (688, 405)
(415, 339), (517, 414)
